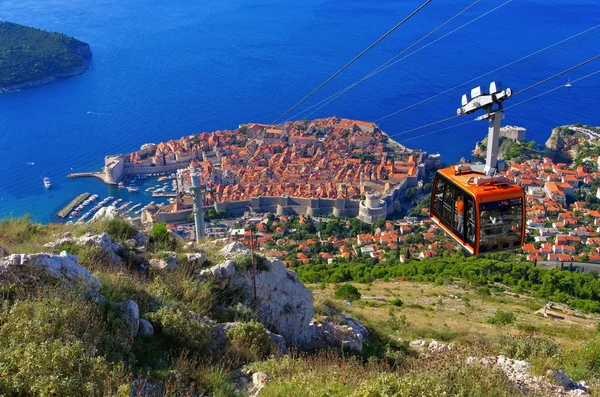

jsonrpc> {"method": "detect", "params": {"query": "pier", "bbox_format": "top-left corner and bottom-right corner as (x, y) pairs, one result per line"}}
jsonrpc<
(67, 171), (112, 184)
(57, 193), (90, 218)
(152, 192), (177, 198)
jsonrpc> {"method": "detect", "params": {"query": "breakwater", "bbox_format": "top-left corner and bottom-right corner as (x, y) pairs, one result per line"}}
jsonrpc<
(57, 193), (90, 218)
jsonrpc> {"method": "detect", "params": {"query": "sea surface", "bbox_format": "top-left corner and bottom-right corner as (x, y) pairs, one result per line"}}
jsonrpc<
(0, 0), (599, 222)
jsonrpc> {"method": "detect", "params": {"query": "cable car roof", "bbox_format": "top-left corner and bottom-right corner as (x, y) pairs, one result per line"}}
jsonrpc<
(436, 167), (524, 203)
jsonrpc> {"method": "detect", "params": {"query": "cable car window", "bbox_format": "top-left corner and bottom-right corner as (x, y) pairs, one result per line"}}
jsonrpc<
(479, 198), (523, 249)
(441, 182), (455, 226)
(452, 193), (465, 239)
(465, 196), (476, 245)
(433, 177), (446, 218)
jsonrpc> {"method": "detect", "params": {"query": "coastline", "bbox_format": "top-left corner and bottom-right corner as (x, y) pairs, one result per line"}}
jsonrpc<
(0, 64), (89, 94)
(0, 42), (92, 94)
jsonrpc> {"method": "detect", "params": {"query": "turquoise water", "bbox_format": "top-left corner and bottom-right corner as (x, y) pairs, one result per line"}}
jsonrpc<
(0, 0), (599, 222)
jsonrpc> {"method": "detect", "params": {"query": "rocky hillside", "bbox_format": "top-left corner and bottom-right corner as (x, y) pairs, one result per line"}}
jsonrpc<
(545, 125), (591, 160)
(0, 216), (598, 396)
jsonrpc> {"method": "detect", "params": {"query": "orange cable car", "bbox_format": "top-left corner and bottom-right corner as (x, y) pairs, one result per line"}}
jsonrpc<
(430, 167), (525, 256)
(429, 82), (526, 256)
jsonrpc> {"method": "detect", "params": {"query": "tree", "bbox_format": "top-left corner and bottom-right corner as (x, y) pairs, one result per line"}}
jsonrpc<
(334, 284), (361, 301)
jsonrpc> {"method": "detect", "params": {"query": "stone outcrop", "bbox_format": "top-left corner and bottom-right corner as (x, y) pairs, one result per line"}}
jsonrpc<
(409, 339), (454, 354)
(201, 256), (314, 346)
(149, 252), (179, 271)
(545, 126), (588, 160)
(467, 356), (589, 396)
(200, 259), (236, 279)
(44, 232), (124, 265)
(308, 307), (369, 352)
(0, 251), (101, 295)
(186, 252), (207, 267)
(220, 241), (250, 258)
(117, 300), (140, 337)
(138, 319), (154, 336)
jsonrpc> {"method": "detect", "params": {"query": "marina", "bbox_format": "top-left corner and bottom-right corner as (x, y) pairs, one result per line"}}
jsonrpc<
(57, 193), (90, 218)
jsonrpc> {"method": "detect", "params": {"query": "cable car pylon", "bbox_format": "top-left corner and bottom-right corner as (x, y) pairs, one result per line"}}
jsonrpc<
(429, 82), (526, 256)
(456, 81), (512, 177)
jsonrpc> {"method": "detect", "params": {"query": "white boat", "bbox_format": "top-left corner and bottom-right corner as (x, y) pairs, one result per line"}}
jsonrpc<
(565, 77), (572, 87)
(43, 177), (51, 188)
(127, 187), (139, 193)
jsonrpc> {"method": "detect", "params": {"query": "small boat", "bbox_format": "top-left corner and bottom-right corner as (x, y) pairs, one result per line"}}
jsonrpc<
(565, 77), (572, 88)
(26, 162), (35, 166)
(118, 182), (125, 188)
(43, 177), (51, 188)
(127, 187), (139, 193)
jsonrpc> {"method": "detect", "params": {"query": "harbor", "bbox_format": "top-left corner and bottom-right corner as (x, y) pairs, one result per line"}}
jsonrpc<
(54, 172), (181, 224)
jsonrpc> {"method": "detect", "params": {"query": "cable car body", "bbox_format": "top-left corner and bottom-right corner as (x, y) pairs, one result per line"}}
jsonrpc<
(430, 167), (525, 256)
(428, 81), (525, 256)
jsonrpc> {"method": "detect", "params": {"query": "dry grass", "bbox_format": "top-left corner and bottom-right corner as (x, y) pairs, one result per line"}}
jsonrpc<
(312, 279), (599, 349)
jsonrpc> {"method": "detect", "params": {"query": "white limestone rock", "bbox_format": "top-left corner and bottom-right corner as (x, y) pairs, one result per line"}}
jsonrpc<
(467, 356), (590, 396)
(149, 252), (179, 271)
(91, 205), (119, 222)
(117, 300), (140, 337)
(44, 232), (124, 265)
(186, 252), (207, 267)
(229, 258), (314, 346)
(307, 309), (369, 352)
(248, 372), (269, 397)
(220, 241), (250, 258)
(138, 319), (154, 336)
(200, 259), (236, 279)
(0, 251), (101, 294)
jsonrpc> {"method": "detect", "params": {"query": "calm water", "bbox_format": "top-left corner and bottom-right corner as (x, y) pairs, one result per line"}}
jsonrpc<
(0, 0), (599, 222)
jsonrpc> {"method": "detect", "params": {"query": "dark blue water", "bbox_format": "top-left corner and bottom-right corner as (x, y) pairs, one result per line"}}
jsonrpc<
(0, 0), (599, 222)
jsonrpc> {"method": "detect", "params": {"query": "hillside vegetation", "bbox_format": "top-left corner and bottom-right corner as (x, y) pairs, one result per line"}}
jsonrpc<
(0, 21), (91, 90)
(1, 217), (600, 396)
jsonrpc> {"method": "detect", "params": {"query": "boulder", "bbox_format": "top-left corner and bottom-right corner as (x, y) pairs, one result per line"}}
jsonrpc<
(44, 232), (124, 265)
(200, 260), (236, 279)
(135, 234), (149, 247)
(117, 300), (140, 337)
(467, 356), (590, 396)
(307, 312), (368, 352)
(229, 258), (314, 346)
(248, 372), (269, 397)
(125, 238), (138, 247)
(186, 252), (207, 267)
(0, 251), (101, 295)
(91, 205), (119, 222)
(149, 251), (179, 271)
(0, 246), (9, 258)
(138, 319), (154, 336)
(220, 241), (250, 258)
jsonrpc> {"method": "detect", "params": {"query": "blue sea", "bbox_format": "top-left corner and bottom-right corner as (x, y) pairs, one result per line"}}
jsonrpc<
(0, 0), (599, 222)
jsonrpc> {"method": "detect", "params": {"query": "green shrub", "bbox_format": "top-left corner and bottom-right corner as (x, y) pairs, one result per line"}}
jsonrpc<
(495, 335), (559, 360)
(334, 284), (361, 301)
(99, 217), (138, 243)
(0, 297), (132, 396)
(149, 306), (212, 354)
(390, 298), (404, 307)
(487, 310), (516, 326)
(233, 253), (269, 272)
(477, 287), (491, 296)
(227, 321), (274, 364)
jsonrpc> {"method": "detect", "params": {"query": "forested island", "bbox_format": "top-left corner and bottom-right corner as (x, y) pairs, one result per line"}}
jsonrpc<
(0, 21), (91, 92)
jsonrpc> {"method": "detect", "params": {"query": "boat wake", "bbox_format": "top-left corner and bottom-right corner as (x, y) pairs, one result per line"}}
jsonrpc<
(25, 162), (35, 166)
